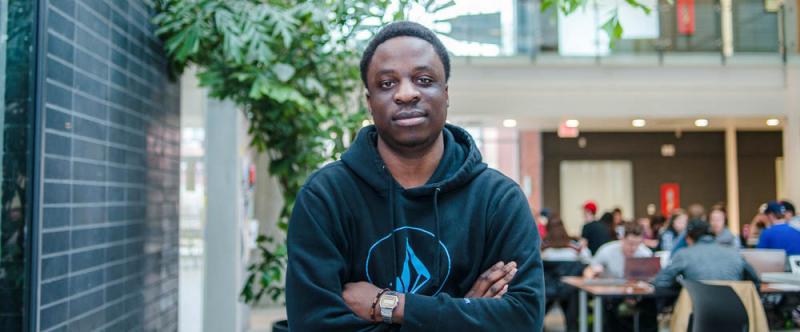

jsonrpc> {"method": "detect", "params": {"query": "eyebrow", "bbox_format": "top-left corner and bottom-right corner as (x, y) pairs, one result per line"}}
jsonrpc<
(373, 66), (437, 77)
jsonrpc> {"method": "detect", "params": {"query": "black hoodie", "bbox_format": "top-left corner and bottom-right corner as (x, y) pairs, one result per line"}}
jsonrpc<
(286, 124), (544, 331)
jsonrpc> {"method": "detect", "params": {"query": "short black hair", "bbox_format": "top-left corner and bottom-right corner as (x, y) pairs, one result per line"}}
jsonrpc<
(686, 220), (711, 242)
(359, 21), (451, 87)
(782, 200), (795, 214)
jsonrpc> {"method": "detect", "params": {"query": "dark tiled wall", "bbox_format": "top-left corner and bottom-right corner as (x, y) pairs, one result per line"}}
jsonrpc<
(37, 0), (179, 331)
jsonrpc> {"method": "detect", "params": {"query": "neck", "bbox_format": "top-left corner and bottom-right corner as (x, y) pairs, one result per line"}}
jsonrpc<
(377, 133), (445, 189)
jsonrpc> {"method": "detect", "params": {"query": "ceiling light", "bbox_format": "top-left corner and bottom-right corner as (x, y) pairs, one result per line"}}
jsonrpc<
(694, 119), (709, 127)
(502, 119), (517, 128)
(767, 118), (780, 126)
(565, 119), (580, 128)
(632, 119), (646, 127)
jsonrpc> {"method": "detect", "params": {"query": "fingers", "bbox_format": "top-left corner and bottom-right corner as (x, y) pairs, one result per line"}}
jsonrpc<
(494, 285), (509, 298)
(465, 261), (505, 298)
(484, 263), (517, 298)
(467, 261), (518, 298)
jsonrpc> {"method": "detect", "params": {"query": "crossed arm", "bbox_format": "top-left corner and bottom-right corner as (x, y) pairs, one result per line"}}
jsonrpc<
(342, 261), (519, 323)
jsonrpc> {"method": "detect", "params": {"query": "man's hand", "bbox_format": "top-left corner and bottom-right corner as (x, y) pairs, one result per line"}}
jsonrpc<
(343, 282), (382, 322)
(343, 282), (406, 324)
(465, 261), (518, 298)
(583, 265), (602, 279)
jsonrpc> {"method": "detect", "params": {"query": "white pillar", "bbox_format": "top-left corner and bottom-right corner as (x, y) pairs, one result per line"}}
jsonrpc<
(720, 0), (734, 57)
(725, 125), (740, 234)
(204, 99), (248, 332)
(784, 67), (800, 204)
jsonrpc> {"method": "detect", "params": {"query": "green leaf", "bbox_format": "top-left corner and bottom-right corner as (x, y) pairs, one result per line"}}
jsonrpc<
(601, 14), (624, 48)
(272, 63), (296, 82)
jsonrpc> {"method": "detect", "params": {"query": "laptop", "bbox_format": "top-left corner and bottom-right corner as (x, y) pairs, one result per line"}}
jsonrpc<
(624, 257), (662, 281)
(740, 249), (786, 276)
(583, 257), (661, 286)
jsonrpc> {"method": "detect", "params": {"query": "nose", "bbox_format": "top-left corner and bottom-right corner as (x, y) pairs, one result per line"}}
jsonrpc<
(394, 79), (420, 105)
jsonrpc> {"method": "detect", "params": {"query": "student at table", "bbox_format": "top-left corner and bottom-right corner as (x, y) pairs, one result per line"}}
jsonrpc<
(652, 219), (760, 290)
(758, 201), (800, 255)
(584, 222), (652, 279)
(584, 222), (657, 332)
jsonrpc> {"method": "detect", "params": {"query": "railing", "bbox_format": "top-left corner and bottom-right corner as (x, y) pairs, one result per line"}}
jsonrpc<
(415, 0), (784, 65)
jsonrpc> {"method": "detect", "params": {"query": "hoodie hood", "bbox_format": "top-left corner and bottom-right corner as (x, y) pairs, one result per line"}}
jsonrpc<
(341, 123), (487, 196)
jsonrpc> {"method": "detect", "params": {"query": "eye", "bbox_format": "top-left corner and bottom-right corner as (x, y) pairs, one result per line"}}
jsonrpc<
(379, 80), (396, 89)
(417, 77), (433, 85)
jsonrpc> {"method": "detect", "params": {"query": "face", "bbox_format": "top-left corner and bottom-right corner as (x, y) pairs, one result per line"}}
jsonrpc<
(622, 234), (643, 258)
(673, 214), (688, 232)
(366, 37), (448, 152)
(613, 212), (622, 224)
(709, 210), (726, 234)
(637, 218), (651, 229)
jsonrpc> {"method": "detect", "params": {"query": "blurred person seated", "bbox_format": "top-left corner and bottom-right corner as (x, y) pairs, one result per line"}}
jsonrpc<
(584, 222), (652, 279)
(745, 211), (770, 247)
(758, 201), (800, 255)
(542, 216), (587, 332)
(638, 216), (662, 249)
(612, 208), (626, 238)
(542, 216), (591, 263)
(584, 222), (657, 332)
(658, 209), (688, 252)
(535, 208), (550, 239)
(708, 205), (741, 248)
(688, 203), (707, 221)
(652, 219), (759, 290)
(582, 206), (616, 255)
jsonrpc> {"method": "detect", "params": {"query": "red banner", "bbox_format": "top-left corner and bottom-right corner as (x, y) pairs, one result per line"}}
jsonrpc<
(677, 0), (695, 35)
(661, 183), (680, 216)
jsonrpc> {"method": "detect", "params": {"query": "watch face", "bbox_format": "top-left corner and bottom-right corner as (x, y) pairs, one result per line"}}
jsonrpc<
(380, 296), (398, 308)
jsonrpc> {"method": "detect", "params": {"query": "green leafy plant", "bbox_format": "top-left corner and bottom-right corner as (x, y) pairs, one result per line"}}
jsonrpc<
(152, 0), (450, 305)
(541, 0), (653, 46)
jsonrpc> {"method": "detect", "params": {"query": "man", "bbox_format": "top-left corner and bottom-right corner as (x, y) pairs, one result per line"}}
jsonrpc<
(581, 201), (613, 254)
(286, 21), (545, 331)
(584, 222), (652, 279)
(653, 220), (759, 290)
(583, 222), (656, 331)
(758, 201), (800, 255)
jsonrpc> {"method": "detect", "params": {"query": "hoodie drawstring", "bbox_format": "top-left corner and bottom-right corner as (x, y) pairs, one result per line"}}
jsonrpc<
(433, 187), (442, 292)
(386, 165), (399, 291)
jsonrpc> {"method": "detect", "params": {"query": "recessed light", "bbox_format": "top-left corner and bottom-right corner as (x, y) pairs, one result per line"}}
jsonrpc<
(502, 119), (517, 128)
(694, 119), (709, 127)
(767, 118), (780, 126)
(632, 119), (646, 127)
(565, 119), (580, 128)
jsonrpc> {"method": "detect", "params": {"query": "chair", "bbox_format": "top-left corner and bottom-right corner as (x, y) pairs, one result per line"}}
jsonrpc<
(543, 260), (585, 332)
(680, 279), (748, 332)
(543, 260), (586, 300)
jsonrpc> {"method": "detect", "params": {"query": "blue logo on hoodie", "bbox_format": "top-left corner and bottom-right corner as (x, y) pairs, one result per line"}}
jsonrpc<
(365, 226), (451, 295)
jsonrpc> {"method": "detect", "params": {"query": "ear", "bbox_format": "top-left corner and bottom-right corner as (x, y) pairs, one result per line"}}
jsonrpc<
(444, 84), (449, 107)
(365, 89), (373, 115)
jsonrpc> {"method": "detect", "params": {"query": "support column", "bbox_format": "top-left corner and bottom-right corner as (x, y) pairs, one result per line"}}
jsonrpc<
(721, 0), (734, 57)
(725, 125), (741, 235)
(784, 67), (800, 204)
(204, 99), (248, 332)
(520, 130), (543, 213)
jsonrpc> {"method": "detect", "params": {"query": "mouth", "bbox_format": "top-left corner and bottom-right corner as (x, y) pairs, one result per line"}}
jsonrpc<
(392, 109), (427, 127)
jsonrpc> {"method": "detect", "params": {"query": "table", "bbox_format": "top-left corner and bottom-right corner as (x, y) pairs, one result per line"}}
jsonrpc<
(561, 277), (667, 332)
(561, 276), (798, 332)
(761, 272), (800, 286)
